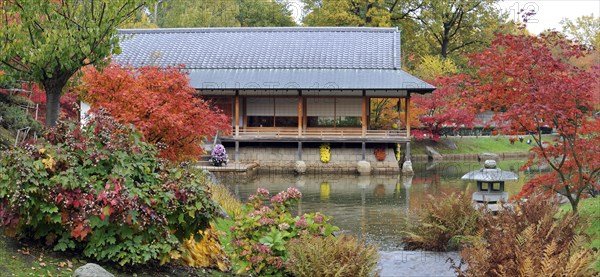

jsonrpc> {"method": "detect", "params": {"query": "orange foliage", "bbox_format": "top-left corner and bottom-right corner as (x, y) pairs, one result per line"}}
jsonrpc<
(78, 64), (230, 162)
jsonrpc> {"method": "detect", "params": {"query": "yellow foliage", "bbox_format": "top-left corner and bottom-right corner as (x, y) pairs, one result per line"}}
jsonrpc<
(208, 182), (242, 219)
(42, 154), (55, 170)
(320, 143), (331, 163)
(181, 224), (230, 272)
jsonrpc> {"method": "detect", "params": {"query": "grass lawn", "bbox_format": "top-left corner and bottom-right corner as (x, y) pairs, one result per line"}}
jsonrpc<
(560, 197), (600, 270)
(0, 232), (224, 276)
(411, 135), (556, 156)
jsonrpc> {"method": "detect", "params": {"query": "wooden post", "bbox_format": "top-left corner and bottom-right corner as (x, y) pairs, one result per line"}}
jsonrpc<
(362, 142), (366, 160)
(235, 141), (240, 163)
(405, 95), (411, 138)
(235, 92), (240, 137)
(362, 91), (367, 137)
(298, 142), (302, 160)
(298, 91), (303, 136)
(398, 97), (402, 130)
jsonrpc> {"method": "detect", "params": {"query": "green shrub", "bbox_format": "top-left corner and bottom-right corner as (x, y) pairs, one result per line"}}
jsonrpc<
(455, 194), (599, 276)
(221, 187), (339, 275)
(286, 235), (379, 277)
(402, 192), (481, 251)
(0, 110), (218, 265)
(0, 95), (42, 135)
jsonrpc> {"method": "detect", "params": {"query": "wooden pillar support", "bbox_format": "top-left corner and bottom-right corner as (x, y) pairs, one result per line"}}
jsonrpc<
(298, 142), (302, 160)
(235, 92), (240, 137)
(405, 95), (411, 138)
(362, 91), (367, 137)
(235, 141), (240, 164)
(298, 91), (303, 136)
(362, 142), (366, 160)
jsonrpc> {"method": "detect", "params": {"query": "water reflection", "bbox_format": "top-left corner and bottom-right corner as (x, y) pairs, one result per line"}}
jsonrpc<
(219, 160), (531, 251)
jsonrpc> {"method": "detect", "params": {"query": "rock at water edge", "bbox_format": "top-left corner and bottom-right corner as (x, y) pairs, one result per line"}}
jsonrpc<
(294, 160), (307, 174)
(425, 146), (443, 161)
(357, 161), (371, 176)
(73, 263), (114, 277)
(402, 161), (414, 176)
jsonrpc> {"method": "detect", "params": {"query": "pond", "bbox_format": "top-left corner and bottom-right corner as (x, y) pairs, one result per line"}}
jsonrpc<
(217, 160), (535, 251)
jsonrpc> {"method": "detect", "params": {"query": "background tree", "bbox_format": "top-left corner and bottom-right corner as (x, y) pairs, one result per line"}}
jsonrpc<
(560, 14), (600, 50)
(302, 0), (391, 27)
(466, 33), (600, 212)
(78, 64), (231, 161)
(411, 75), (476, 141)
(156, 0), (240, 27)
(236, 0), (296, 27)
(414, 0), (506, 59)
(156, 0), (295, 28)
(301, 0), (509, 69)
(0, 0), (147, 127)
(369, 98), (421, 130)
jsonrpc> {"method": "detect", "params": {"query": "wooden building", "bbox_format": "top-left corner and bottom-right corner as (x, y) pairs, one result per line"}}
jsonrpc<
(115, 27), (435, 172)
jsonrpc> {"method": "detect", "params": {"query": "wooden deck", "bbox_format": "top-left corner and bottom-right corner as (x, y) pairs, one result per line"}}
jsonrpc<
(221, 127), (409, 143)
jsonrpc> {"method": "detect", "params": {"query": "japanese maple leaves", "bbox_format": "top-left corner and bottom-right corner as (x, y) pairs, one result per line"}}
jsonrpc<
(79, 64), (230, 161)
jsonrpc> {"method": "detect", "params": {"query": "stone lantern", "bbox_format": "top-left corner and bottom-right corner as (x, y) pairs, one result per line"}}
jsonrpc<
(461, 160), (518, 210)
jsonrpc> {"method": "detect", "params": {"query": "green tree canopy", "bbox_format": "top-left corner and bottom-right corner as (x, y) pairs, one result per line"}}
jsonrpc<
(301, 0), (509, 68)
(155, 0), (295, 28)
(560, 14), (600, 49)
(0, 0), (147, 127)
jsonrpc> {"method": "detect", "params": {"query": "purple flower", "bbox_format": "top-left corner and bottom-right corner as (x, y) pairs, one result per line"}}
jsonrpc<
(209, 144), (228, 166)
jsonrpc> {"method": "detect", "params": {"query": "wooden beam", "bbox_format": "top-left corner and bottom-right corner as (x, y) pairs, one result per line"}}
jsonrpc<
(298, 91), (303, 136)
(405, 95), (411, 138)
(235, 92), (240, 137)
(362, 91), (367, 137)
(242, 96), (247, 128)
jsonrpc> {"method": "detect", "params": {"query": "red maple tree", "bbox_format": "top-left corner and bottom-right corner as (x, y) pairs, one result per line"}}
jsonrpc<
(466, 32), (600, 212)
(78, 64), (230, 162)
(411, 75), (476, 141)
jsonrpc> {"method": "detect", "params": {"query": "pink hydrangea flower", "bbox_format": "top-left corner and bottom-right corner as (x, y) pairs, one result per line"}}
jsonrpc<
(256, 188), (270, 197)
(314, 212), (324, 224)
(259, 217), (276, 225)
(294, 216), (308, 228)
(278, 223), (290, 230)
(270, 193), (286, 204)
(286, 187), (302, 199)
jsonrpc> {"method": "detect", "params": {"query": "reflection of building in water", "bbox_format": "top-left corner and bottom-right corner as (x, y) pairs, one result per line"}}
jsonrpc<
(374, 184), (386, 198)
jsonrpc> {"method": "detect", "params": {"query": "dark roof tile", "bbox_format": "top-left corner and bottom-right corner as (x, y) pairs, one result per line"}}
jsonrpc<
(115, 27), (401, 70)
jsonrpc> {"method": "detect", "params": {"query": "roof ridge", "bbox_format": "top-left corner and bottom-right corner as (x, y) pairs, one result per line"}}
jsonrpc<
(118, 27), (399, 34)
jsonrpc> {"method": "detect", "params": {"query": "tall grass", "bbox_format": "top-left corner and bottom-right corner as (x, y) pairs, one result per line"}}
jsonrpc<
(286, 235), (379, 277)
(402, 192), (481, 251)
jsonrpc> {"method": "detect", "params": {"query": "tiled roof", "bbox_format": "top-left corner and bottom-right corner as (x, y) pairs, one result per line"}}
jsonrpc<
(116, 27), (401, 70)
(188, 68), (435, 91)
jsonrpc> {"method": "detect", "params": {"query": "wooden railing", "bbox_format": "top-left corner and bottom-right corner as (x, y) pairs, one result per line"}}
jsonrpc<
(229, 127), (407, 139)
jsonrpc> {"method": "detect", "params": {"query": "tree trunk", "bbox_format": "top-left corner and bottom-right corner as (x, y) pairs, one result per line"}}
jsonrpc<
(45, 89), (61, 128)
(42, 74), (71, 128)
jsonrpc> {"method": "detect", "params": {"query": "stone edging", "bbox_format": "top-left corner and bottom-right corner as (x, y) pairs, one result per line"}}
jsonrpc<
(412, 152), (532, 161)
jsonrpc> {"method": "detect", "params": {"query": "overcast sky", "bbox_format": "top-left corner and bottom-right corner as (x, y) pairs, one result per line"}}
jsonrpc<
(288, 0), (600, 35)
(498, 0), (600, 34)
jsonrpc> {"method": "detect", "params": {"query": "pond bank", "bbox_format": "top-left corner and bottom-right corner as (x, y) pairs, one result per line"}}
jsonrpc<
(379, 251), (460, 277)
